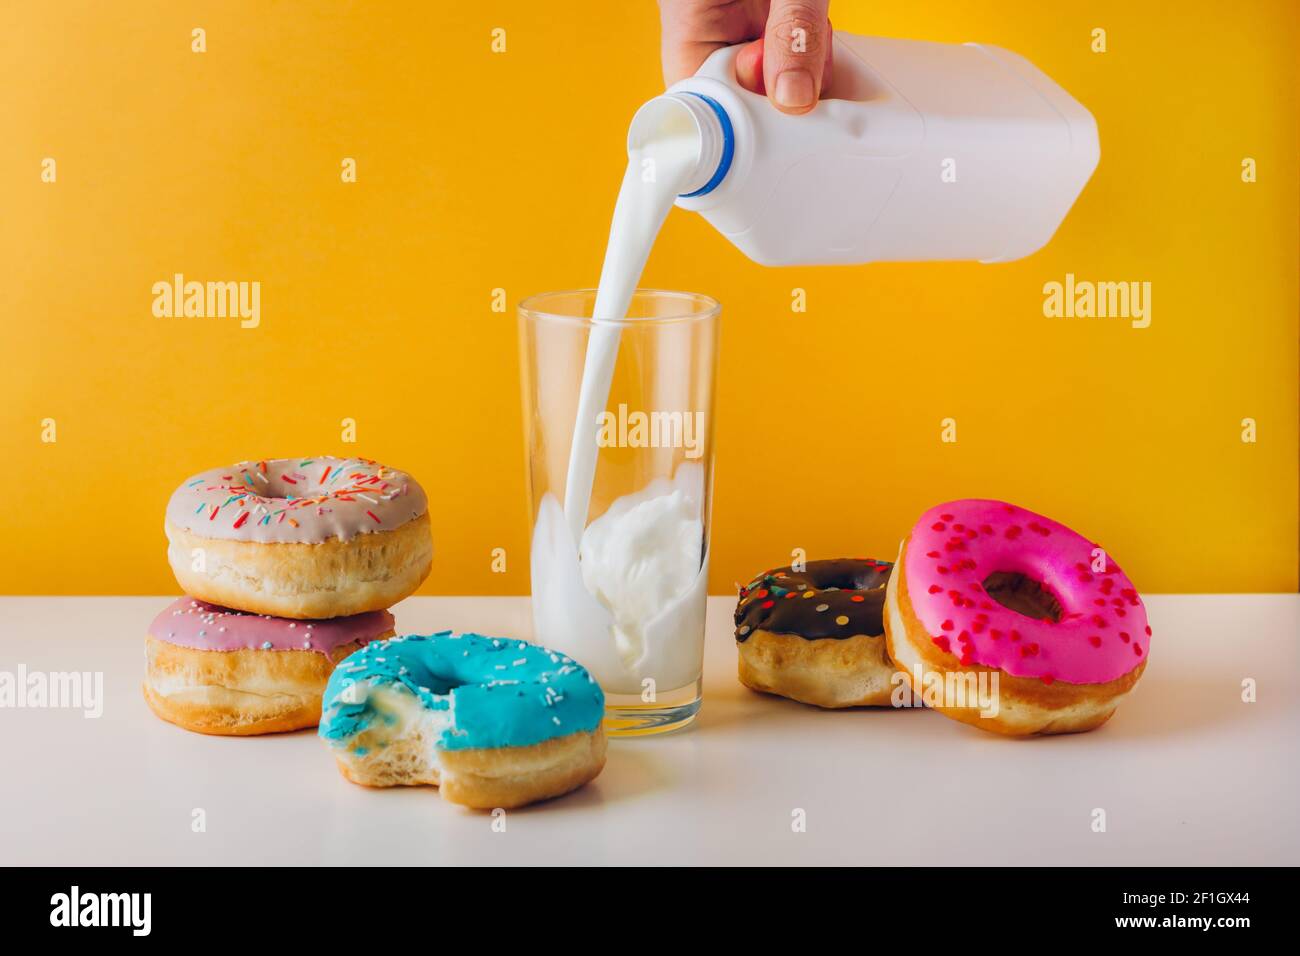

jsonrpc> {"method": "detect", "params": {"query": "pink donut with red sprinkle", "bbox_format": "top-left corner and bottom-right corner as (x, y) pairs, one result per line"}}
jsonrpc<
(883, 499), (1150, 736)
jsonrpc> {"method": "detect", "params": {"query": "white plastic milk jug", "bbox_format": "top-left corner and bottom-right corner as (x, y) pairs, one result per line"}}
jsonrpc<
(630, 31), (1100, 265)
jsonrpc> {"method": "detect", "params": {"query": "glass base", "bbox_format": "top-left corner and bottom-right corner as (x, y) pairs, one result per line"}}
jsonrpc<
(602, 678), (702, 737)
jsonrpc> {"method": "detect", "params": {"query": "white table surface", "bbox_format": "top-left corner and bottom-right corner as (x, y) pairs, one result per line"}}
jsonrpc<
(1, 595), (1296, 866)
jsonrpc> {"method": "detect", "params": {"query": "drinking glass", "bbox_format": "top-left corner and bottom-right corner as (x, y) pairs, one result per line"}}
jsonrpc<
(519, 289), (720, 735)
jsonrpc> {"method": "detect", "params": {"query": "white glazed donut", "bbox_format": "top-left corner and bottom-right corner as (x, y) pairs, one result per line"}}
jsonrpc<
(165, 457), (432, 619)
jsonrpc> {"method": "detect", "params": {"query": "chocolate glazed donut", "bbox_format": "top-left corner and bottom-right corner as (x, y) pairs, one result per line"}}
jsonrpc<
(734, 559), (898, 708)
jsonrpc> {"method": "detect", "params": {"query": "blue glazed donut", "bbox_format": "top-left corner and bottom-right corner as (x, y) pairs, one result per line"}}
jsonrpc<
(319, 632), (606, 808)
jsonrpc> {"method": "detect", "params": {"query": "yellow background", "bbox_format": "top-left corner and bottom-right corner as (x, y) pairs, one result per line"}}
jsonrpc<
(2, 1), (1296, 595)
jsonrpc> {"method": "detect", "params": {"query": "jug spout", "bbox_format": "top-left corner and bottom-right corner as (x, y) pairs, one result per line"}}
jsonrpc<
(627, 92), (734, 199)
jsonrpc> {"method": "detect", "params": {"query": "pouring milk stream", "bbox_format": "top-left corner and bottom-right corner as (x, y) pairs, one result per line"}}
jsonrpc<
(532, 32), (1100, 700)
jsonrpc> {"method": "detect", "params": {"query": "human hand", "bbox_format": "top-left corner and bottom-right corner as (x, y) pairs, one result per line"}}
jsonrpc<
(658, 0), (833, 114)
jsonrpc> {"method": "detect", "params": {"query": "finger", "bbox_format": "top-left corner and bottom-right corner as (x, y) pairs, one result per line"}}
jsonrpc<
(734, 37), (765, 93)
(734, 35), (831, 96)
(762, 0), (832, 113)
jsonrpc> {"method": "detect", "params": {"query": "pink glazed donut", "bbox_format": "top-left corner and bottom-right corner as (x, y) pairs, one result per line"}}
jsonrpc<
(883, 499), (1150, 736)
(143, 598), (396, 735)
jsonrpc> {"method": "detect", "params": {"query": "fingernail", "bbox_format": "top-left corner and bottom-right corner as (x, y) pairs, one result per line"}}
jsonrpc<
(774, 69), (815, 109)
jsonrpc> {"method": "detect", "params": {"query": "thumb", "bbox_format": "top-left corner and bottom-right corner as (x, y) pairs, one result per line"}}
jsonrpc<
(763, 1), (832, 114)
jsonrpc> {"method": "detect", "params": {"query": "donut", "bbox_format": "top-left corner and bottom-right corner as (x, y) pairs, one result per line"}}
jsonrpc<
(144, 597), (394, 735)
(883, 499), (1150, 736)
(165, 457), (432, 619)
(735, 558), (896, 708)
(319, 632), (607, 809)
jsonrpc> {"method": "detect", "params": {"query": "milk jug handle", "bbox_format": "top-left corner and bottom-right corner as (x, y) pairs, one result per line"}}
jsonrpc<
(691, 43), (764, 103)
(692, 43), (742, 82)
(691, 33), (850, 104)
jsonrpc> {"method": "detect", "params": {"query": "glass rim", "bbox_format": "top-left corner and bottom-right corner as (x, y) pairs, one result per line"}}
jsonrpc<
(518, 288), (721, 327)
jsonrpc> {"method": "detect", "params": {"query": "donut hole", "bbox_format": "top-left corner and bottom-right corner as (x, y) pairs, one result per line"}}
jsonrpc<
(244, 475), (297, 502)
(805, 560), (888, 592)
(981, 571), (1063, 623)
(422, 676), (464, 695)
